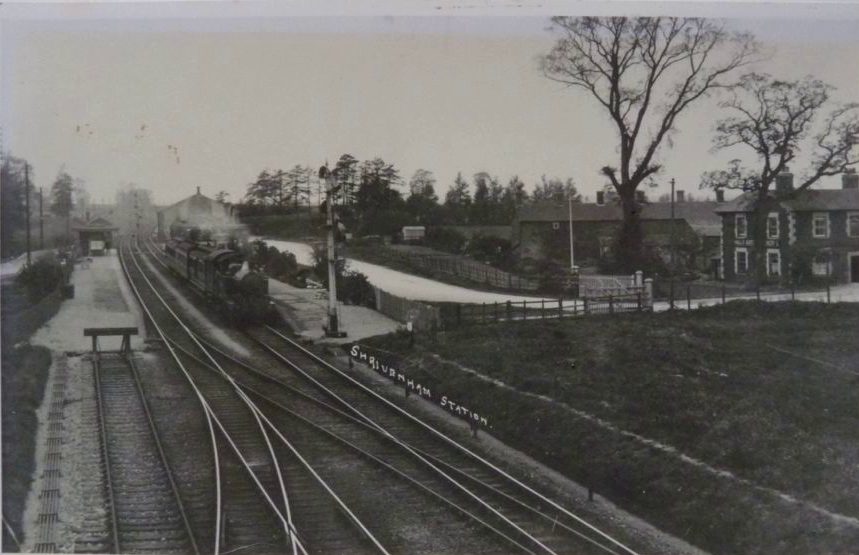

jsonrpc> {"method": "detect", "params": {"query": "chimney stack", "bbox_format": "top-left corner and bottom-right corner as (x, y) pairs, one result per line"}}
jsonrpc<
(196, 186), (201, 195)
(715, 189), (725, 203)
(596, 191), (605, 205)
(775, 168), (794, 194)
(843, 168), (859, 190)
(675, 190), (685, 203)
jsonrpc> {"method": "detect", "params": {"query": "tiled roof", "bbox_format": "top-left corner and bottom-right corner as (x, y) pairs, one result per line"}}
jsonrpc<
(517, 200), (722, 235)
(714, 189), (859, 213)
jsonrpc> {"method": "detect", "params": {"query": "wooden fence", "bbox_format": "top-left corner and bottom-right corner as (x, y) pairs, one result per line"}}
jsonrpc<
(436, 288), (648, 329)
(372, 286), (441, 331)
(403, 253), (540, 292)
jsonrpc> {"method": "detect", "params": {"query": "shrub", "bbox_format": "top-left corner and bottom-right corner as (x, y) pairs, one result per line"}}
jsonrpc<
(15, 255), (65, 302)
(425, 227), (467, 254)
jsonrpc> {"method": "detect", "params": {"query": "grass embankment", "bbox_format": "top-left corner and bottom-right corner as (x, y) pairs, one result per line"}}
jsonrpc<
(363, 301), (859, 555)
(1, 282), (61, 551)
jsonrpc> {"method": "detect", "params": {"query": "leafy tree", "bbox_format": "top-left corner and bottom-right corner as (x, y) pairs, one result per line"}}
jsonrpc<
(470, 172), (493, 224)
(531, 176), (581, 203)
(286, 165), (311, 208)
(702, 73), (859, 282)
(444, 172), (471, 223)
(541, 17), (759, 271)
(0, 156), (28, 257)
(355, 158), (404, 235)
(51, 172), (75, 243)
(334, 154), (360, 205)
(214, 190), (230, 203)
(406, 169), (441, 224)
(244, 170), (281, 207)
(500, 175), (529, 222)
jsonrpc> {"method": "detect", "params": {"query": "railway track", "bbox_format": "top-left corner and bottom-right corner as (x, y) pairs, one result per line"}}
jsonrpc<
(121, 238), (387, 555)
(136, 237), (643, 555)
(92, 351), (197, 554)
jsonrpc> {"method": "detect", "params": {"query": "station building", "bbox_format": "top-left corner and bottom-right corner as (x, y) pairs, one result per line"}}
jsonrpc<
(72, 216), (119, 255)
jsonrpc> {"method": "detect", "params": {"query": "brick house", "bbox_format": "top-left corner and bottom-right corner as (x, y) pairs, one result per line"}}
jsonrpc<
(716, 170), (859, 284)
(513, 192), (722, 275)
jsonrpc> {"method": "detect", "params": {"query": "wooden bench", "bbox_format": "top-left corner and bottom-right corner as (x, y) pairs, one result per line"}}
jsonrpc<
(83, 327), (138, 354)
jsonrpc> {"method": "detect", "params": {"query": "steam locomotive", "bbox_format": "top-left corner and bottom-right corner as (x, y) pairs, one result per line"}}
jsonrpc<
(163, 227), (276, 324)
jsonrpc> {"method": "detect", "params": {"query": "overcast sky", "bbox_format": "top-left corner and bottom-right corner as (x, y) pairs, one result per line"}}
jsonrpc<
(2, 2), (859, 206)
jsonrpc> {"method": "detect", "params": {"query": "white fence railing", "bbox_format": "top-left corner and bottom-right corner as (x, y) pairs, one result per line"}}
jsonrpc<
(579, 272), (642, 298)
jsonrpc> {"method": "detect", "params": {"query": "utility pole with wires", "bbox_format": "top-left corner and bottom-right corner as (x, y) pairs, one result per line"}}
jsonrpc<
(669, 177), (676, 310)
(39, 187), (44, 250)
(24, 163), (31, 266)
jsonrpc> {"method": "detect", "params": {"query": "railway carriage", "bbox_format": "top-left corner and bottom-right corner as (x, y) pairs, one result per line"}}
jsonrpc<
(163, 238), (276, 324)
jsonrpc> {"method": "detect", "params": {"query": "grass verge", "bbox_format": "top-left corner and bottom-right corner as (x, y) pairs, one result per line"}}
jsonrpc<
(361, 301), (859, 555)
(1, 282), (62, 551)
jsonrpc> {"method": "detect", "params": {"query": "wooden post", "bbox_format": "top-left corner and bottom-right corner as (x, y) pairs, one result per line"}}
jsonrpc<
(687, 285), (691, 310)
(584, 297), (589, 315)
(558, 299), (563, 320)
(637, 291), (642, 311)
(827, 282), (831, 304)
(609, 295), (614, 314)
(522, 299), (526, 320)
(541, 299), (545, 320)
(721, 284), (726, 304)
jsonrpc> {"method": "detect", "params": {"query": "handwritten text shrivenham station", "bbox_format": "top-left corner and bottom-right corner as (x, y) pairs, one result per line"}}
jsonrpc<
(349, 344), (489, 428)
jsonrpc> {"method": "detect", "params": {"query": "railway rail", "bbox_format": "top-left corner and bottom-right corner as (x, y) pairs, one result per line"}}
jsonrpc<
(92, 350), (197, 554)
(135, 236), (643, 555)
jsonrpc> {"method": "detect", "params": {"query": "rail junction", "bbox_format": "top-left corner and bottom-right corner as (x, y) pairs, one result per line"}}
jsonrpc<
(66, 235), (647, 555)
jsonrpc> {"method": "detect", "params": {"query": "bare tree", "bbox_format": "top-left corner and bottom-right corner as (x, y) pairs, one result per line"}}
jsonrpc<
(541, 17), (759, 270)
(701, 73), (859, 282)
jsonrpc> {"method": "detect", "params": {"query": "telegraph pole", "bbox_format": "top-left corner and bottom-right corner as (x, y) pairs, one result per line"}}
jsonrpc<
(39, 187), (44, 250)
(669, 177), (676, 310)
(319, 165), (345, 337)
(25, 163), (31, 266)
(568, 195), (575, 269)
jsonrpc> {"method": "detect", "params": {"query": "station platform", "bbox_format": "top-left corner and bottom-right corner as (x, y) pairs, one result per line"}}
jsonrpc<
(31, 253), (145, 352)
(267, 278), (400, 344)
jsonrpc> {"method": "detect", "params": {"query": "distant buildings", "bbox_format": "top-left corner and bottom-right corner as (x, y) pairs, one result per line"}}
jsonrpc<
(156, 187), (245, 243)
(514, 192), (722, 276)
(716, 170), (859, 284)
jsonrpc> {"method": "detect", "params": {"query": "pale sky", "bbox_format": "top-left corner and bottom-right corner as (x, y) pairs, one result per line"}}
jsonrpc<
(2, 2), (859, 206)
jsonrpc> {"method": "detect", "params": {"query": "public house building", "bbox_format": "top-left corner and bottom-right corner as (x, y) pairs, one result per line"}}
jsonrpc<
(716, 169), (859, 284)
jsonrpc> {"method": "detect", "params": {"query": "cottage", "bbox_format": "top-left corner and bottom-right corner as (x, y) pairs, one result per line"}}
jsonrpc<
(716, 170), (859, 284)
(514, 192), (722, 276)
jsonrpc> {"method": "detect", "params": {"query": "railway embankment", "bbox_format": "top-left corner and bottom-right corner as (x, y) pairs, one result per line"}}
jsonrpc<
(359, 301), (859, 555)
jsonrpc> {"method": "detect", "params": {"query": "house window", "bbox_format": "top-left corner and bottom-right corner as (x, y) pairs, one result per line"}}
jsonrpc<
(812, 253), (831, 277)
(767, 249), (781, 277)
(735, 248), (749, 275)
(812, 213), (830, 238)
(767, 213), (780, 239)
(848, 212), (859, 237)
(735, 214), (748, 239)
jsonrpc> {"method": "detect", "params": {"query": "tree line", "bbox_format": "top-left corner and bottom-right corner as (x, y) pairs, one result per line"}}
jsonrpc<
(1, 155), (88, 258)
(239, 153), (583, 236)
